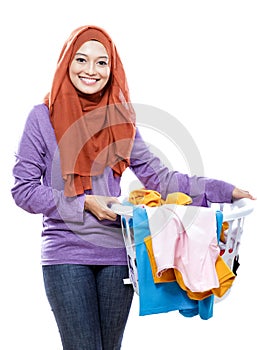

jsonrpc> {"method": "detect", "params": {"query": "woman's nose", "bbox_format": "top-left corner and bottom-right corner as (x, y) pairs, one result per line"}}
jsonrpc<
(85, 62), (96, 75)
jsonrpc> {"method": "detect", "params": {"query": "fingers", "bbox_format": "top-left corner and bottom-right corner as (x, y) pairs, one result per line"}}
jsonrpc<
(232, 187), (256, 201)
(97, 207), (118, 221)
(107, 196), (121, 206)
(84, 195), (119, 221)
(99, 197), (119, 221)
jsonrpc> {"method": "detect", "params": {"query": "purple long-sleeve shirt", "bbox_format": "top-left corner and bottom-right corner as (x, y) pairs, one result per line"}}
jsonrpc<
(11, 104), (235, 265)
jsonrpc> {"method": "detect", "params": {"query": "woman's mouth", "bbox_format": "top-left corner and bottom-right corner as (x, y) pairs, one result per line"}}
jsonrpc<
(80, 77), (99, 85)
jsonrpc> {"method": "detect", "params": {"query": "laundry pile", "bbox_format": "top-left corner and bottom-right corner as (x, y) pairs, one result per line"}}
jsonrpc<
(127, 189), (236, 320)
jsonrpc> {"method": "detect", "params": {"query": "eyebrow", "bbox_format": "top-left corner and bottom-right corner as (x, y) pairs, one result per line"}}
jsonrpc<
(75, 52), (109, 60)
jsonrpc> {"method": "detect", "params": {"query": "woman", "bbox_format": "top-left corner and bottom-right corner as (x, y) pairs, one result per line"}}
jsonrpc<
(11, 25), (254, 350)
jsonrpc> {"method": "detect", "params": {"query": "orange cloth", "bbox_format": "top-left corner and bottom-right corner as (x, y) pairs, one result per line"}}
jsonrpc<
(174, 256), (235, 300)
(44, 25), (136, 197)
(220, 221), (229, 243)
(144, 235), (235, 300)
(129, 189), (192, 207)
(144, 235), (176, 283)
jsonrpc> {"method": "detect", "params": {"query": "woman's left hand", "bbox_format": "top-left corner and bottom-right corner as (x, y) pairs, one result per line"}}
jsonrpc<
(232, 187), (256, 201)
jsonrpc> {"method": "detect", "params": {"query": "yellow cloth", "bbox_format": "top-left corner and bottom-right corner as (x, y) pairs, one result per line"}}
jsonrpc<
(163, 192), (193, 205)
(129, 189), (192, 207)
(144, 235), (235, 300)
(129, 189), (162, 207)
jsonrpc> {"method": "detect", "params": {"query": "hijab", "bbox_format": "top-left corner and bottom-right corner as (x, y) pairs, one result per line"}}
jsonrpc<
(44, 25), (136, 197)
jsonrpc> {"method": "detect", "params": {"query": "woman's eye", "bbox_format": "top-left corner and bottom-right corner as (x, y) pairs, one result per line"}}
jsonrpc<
(98, 60), (108, 66)
(76, 57), (86, 63)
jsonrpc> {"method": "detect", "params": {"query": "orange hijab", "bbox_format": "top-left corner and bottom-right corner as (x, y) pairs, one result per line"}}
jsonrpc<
(44, 25), (136, 197)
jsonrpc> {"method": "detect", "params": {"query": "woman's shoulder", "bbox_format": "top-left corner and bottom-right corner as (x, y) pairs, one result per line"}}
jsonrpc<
(29, 103), (50, 119)
(24, 103), (52, 135)
(26, 103), (50, 125)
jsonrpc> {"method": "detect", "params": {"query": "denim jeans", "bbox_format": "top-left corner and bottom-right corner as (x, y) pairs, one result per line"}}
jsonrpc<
(42, 264), (134, 350)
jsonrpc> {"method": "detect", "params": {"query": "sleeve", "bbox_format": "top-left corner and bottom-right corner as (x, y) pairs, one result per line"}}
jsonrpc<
(11, 106), (85, 223)
(129, 129), (235, 205)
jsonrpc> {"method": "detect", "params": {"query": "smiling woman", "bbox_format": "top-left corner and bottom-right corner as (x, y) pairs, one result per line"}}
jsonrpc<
(43, 25), (136, 198)
(69, 41), (111, 94)
(11, 24), (255, 350)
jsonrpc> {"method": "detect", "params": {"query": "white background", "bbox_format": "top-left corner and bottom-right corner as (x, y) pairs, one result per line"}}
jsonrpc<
(1, 1), (258, 349)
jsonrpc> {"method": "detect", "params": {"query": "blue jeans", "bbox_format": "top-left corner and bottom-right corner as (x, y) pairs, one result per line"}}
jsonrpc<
(42, 264), (134, 350)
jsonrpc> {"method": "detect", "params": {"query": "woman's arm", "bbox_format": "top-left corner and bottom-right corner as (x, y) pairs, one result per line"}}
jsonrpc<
(130, 129), (255, 204)
(11, 105), (85, 223)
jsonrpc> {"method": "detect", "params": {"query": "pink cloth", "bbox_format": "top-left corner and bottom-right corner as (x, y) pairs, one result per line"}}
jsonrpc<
(145, 205), (220, 292)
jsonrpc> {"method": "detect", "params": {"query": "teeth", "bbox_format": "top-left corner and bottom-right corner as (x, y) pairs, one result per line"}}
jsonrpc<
(81, 77), (96, 84)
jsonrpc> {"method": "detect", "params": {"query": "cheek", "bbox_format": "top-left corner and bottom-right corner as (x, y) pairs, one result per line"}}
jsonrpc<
(68, 65), (80, 88)
(68, 65), (75, 82)
(69, 62), (78, 77)
(103, 67), (111, 80)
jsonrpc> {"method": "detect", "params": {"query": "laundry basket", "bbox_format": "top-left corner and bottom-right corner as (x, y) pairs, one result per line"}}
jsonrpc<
(112, 198), (254, 296)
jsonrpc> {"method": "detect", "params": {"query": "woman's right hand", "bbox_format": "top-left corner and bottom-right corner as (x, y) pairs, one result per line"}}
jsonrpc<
(84, 195), (120, 221)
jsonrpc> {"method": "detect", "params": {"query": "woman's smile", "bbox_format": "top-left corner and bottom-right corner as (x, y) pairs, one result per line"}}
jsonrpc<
(80, 76), (100, 85)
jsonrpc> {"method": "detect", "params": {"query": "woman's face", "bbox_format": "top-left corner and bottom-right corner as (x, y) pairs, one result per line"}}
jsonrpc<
(69, 40), (111, 94)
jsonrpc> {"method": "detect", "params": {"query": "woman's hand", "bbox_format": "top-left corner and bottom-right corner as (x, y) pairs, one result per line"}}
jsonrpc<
(232, 187), (256, 201)
(84, 195), (120, 221)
